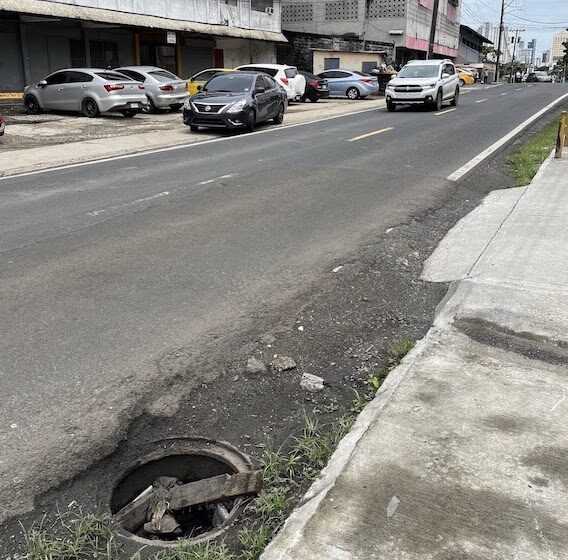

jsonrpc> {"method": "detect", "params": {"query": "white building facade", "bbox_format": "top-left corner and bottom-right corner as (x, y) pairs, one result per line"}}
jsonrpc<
(0, 0), (286, 93)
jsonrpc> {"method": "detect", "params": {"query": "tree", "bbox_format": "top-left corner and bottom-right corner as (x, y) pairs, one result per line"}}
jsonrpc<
(482, 45), (498, 63)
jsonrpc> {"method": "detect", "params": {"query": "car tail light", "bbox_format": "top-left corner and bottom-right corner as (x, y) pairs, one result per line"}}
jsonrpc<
(138, 84), (145, 90)
(104, 84), (124, 92)
(308, 81), (319, 88)
(280, 77), (289, 86)
(160, 85), (174, 91)
(360, 78), (373, 83)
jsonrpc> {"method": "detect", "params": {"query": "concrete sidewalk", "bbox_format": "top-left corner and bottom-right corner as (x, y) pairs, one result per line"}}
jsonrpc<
(262, 154), (568, 560)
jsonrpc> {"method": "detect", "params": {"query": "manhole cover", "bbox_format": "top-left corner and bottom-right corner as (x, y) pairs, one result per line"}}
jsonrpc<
(110, 437), (261, 552)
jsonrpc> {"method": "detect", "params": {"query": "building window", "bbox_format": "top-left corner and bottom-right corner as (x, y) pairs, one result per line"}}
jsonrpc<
(362, 61), (378, 73)
(223, 0), (238, 6)
(251, 0), (273, 12)
(324, 57), (340, 70)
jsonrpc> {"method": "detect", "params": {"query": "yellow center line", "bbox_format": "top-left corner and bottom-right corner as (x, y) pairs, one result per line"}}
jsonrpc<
(434, 108), (457, 116)
(348, 127), (393, 142)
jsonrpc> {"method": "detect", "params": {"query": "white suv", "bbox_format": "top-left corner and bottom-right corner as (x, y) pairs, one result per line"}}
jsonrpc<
(235, 64), (306, 101)
(385, 59), (460, 112)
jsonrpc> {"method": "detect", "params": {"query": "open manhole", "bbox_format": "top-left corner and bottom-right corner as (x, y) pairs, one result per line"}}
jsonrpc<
(110, 437), (262, 552)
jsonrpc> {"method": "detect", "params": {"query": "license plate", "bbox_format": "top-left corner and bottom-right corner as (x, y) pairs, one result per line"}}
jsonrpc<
(130, 103), (139, 108)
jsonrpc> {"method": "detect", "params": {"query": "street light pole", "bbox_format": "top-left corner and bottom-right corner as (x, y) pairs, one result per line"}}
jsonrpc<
(495, 0), (506, 82)
(427, 0), (441, 60)
(509, 28), (523, 83)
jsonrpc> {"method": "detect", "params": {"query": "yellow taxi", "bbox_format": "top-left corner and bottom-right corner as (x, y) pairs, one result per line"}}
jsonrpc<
(186, 68), (233, 95)
(457, 69), (476, 86)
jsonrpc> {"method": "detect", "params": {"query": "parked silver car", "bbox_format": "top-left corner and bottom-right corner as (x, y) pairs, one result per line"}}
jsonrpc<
(115, 66), (189, 112)
(23, 68), (147, 118)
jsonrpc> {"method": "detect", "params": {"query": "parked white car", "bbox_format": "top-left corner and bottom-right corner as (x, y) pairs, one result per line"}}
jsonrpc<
(385, 59), (460, 112)
(235, 64), (306, 101)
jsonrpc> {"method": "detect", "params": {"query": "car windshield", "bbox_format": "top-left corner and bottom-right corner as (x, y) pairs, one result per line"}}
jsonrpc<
(397, 65), (440, 79)
(535, 72), (548, 77)
(204, 74), (253, 92)
(149, 70), (180, 82)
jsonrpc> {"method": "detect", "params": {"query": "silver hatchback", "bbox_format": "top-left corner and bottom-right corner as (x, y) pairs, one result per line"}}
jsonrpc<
(23, 68), (147, 118)
(115, 66), (189, 112)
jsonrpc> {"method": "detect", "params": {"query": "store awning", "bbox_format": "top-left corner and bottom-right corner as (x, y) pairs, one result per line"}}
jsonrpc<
(0, 0), (288, 42)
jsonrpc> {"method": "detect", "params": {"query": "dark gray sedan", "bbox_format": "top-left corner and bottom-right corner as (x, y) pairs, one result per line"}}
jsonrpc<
(183, 72), (286, 133)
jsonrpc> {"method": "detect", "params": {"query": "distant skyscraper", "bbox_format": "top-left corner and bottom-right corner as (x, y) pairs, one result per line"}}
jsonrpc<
(551, 30), (568, 62)
(478, 22), (510, 62)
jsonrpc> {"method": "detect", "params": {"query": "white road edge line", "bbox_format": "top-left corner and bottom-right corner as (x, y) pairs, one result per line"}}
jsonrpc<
(0, 105), (385, 181)
(476, 99), (488, 103)
(447, 92), (568, 182)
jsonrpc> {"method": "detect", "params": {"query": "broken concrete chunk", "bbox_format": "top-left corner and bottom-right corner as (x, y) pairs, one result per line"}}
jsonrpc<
(246, 357), (267, 374)
(300, 373), (325, 392)
(271, 356), (297, 372)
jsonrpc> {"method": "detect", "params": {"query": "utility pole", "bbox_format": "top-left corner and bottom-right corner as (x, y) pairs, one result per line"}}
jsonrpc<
(509, 28), (524, 83)
(495, 0), (506, 82)
(427, 0), (441, 60)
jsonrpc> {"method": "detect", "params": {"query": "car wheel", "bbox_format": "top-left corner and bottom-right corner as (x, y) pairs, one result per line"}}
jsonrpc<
(273, 103), (285, 125)
(386, 100), (396, 112)
(346, 87), (360, 100)
(142, 97), (158, 114)
(24, 95), (41, 115)
(190, 125), (199, 132)
(433, 89), (443, 111)
(82, 97), (100, 118)
(245, 110), (256, 133)
(308, 93), (319, 102)
(450, 87), (459, 107)
(121, 109), (138, 118)
(170, 104), (183, 112)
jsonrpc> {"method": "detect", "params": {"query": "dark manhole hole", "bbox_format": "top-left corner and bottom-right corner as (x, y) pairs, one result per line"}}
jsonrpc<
(110, 437), (262, 553)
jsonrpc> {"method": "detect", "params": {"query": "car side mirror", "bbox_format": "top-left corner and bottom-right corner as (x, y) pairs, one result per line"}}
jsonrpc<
(38, 80), (48, 87)
(254, 87), (266, 96)
(442, 73), (450, 79)
(196, 85), (203, 91)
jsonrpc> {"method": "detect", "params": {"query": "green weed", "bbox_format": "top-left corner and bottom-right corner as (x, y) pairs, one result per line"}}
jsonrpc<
(238, 526), (270, 560)
(388, 339), (414, 361)
(508, 119), (559, 186)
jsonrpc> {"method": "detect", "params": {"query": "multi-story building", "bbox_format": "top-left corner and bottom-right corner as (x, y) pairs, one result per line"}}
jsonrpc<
(0, 0), (287, 94)
(281, 0), (461, 70)
(551, 30), (568, 63)
(477, 22), (510, 63)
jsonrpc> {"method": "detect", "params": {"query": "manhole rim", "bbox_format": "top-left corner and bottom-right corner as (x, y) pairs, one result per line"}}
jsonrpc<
(111, 436), (255, 549)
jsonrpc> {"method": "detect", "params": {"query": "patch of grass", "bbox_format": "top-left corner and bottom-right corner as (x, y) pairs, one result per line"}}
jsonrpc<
(156, 540), (235, 560)
(238, 526), (270, 560)
(24, 512), (119, 560)
(508, 119), (559, 186)
(388, 339), (414, 361)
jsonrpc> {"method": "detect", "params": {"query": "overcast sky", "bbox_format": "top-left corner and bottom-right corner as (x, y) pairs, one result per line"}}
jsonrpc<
(461, 0), (568, 54)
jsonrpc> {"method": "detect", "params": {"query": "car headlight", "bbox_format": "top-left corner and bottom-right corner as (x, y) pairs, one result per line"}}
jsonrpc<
(427, 83), (436, 88)
(184, 99), (192, 109)
(385, 83), (394, 89)
(225, 99), (247, 113)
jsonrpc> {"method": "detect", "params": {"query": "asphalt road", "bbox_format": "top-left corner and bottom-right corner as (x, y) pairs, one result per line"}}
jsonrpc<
(1, 83), (567, 523)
